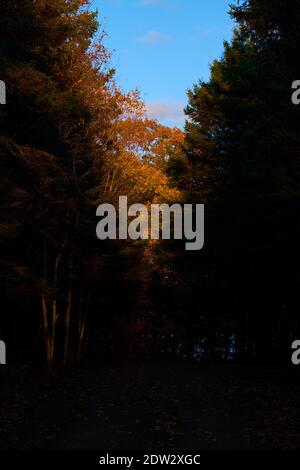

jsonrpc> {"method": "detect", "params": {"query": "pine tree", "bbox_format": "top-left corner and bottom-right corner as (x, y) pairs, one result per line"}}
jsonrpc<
(184, 0), (300, 361)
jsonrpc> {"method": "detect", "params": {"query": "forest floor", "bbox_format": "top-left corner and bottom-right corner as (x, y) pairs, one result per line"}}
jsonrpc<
(0, 362), (299, 450)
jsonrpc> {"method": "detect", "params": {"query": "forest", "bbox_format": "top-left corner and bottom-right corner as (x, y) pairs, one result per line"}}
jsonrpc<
(0, 0), (300, 452)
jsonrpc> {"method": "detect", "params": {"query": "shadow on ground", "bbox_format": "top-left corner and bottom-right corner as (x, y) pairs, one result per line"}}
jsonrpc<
(0, 362), (299, 450)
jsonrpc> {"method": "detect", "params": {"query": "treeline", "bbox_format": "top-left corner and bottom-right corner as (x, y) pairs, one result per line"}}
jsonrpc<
(173, 0), (300, 362)
(0, 0), (299, 375)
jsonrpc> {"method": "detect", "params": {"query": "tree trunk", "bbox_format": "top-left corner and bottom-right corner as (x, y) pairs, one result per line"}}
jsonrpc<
(63, 286), (73, 365)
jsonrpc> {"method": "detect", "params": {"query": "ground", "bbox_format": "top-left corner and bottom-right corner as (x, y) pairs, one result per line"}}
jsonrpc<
(0, 362), (299, 450)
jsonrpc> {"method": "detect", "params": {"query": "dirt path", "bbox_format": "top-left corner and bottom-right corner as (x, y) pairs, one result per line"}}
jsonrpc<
(1, 362), (299, 450)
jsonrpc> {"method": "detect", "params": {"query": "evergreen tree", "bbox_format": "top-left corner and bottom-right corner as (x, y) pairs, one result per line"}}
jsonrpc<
(184, 0), (300, 361)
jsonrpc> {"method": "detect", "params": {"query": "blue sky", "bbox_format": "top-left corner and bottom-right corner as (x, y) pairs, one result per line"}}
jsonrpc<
(94, 0), (235, 127)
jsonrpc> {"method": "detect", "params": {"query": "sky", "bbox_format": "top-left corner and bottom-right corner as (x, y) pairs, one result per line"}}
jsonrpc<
(94, 0), (235, 127)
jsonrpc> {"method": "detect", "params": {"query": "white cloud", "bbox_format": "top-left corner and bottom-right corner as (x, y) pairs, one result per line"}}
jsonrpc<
(139, 0), (176, 8)
(139, 30), (171, 44)
(146, 101), (186, 126)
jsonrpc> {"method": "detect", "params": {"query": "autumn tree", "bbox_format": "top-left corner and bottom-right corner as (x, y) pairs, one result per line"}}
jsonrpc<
(0, 0), (118, 369)
(0, 0), (184, 370)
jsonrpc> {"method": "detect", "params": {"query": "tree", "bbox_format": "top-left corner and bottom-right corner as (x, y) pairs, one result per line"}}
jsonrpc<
(0, 0), (116, 370)
(0, 0), (184, 371)
(183, 0), (300, 361)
